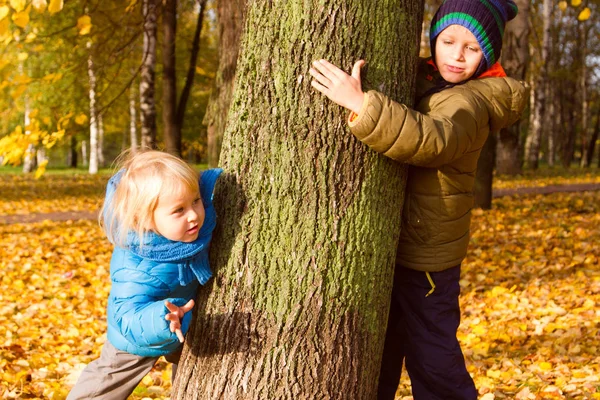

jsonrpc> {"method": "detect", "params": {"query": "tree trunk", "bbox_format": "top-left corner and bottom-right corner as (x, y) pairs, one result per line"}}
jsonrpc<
(474, 132), (496, 209)
(579, 23), (590, 168)
(562, 81), (577, 168)
(525, 0), (552, 170)
(68, 135), (78, 167)
(203, 0), (246, 168)
(22, 99), (35, 173)
(172, 0), (423, 398)
(140, 0), (158, 149)
(496, 0), (529, 175)
(163, 0), (179, 156)
(81, 140), (88, 166)
(129, 82), (139, 153)
(98, 112), (105, 167)
(176, 0), (208, 153)
(585, 105), (600, 167)
(87, 45), (99, 175)
(546, 83), (556, 166)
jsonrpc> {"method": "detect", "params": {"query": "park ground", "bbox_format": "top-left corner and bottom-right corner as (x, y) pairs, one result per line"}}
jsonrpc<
(0, 166), (599, 399)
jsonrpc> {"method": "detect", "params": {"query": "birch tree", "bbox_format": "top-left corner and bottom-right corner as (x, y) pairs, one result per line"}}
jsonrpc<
(87, 43), (99, 175)
(172, 0), (423, 398)
(140, 0), (158, 149)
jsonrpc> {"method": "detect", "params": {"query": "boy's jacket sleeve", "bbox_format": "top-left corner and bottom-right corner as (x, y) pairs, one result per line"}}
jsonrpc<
(348, 77), (528, 168)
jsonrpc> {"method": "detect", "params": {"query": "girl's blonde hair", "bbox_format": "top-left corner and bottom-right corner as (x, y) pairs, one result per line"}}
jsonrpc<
(100, 150), (200, 247)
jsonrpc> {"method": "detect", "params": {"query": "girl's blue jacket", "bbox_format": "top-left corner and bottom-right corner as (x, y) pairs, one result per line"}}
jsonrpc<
(103, 168), (222, 357)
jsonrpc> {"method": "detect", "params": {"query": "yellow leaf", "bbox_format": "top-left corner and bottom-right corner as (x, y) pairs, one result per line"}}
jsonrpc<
(539, 361), (552, 371)
(11, 8), (29, 28)
(34, 159), (48, 179)
(571, 0), (581, 6)
(32, 0), (47, 12)
(558, 0), (567, 11)
(17, 51), (27, 60)
(74, 113), (88, 125)
(25, 32), (35, 42)
(0, 18), (9, 40)
(48, 0), (62, 14)
(0, 5), (9, 20)
(9, 0), (25, 12)
(77, 15), (92, 35)
(578, 7), (591, 20)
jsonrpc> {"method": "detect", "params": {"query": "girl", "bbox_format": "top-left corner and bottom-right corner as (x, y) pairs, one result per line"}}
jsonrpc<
(309, 0), (527, 398)
(67, 150), (222, 399)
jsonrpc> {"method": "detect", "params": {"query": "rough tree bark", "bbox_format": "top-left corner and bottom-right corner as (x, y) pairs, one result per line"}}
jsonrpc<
(172, 0), (423, 399)
(140, 0), (158, 149)
(496, 0), (529, 175)
(203, 0), (246, 168)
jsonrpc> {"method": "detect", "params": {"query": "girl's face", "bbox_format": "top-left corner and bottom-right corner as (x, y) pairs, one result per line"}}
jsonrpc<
(152, 188), (205, 242)
(434, 25), (484, 83)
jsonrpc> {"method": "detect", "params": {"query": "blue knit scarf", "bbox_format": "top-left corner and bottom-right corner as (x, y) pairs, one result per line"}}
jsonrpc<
(105, 168), (222, 285)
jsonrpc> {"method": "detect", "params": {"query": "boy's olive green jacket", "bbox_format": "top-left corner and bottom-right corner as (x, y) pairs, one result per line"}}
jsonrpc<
(348, 60), (529, 272)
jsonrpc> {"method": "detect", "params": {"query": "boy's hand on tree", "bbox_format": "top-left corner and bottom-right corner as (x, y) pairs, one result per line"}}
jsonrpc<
(309, 59), (365, 114)
(165, 299), (195, 343)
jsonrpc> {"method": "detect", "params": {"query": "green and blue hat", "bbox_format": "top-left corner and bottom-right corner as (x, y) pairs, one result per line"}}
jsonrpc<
(430, 0), (518, 77)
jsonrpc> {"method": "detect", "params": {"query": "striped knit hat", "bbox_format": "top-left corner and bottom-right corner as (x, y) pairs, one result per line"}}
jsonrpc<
(430, 0), (518, 77)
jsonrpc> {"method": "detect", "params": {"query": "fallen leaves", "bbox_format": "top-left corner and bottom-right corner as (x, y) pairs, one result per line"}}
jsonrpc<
(0, 173), (108, 216)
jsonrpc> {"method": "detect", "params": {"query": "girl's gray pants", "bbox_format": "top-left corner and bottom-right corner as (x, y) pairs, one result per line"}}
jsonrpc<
(66, 341), (180, 400)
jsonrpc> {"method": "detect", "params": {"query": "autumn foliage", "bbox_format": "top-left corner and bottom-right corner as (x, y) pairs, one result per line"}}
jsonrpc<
(0, 170), (599, 399)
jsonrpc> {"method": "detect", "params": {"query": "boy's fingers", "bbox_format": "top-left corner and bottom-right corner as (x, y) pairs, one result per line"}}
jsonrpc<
(310, 63), (331, 82)
(310, 73), (331, 89)
(312, 60), (339, 81)
(316, 59), (347, 79)
(351, 60), (365, 81)
(311, 79), (329, 94)
(175, 329), (185, 343)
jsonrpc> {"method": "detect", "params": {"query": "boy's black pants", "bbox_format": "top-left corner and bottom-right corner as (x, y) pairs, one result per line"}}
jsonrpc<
(377, 264), (477, 400)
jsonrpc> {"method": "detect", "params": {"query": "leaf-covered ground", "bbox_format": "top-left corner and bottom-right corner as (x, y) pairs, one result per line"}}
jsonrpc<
(0, 170), (598, 399)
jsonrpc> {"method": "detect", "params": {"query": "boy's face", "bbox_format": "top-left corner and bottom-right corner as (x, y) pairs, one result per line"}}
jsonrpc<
(434, 25), (484, 83)
(152, 188), (205, 243)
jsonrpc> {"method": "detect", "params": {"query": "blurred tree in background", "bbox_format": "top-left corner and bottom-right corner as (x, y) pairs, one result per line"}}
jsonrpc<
(0, 0), (218, 174)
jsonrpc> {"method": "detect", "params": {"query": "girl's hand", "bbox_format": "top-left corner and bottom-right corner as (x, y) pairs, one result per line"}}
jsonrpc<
(309, 59), (365, 114)
(165, 299), (195, 343)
